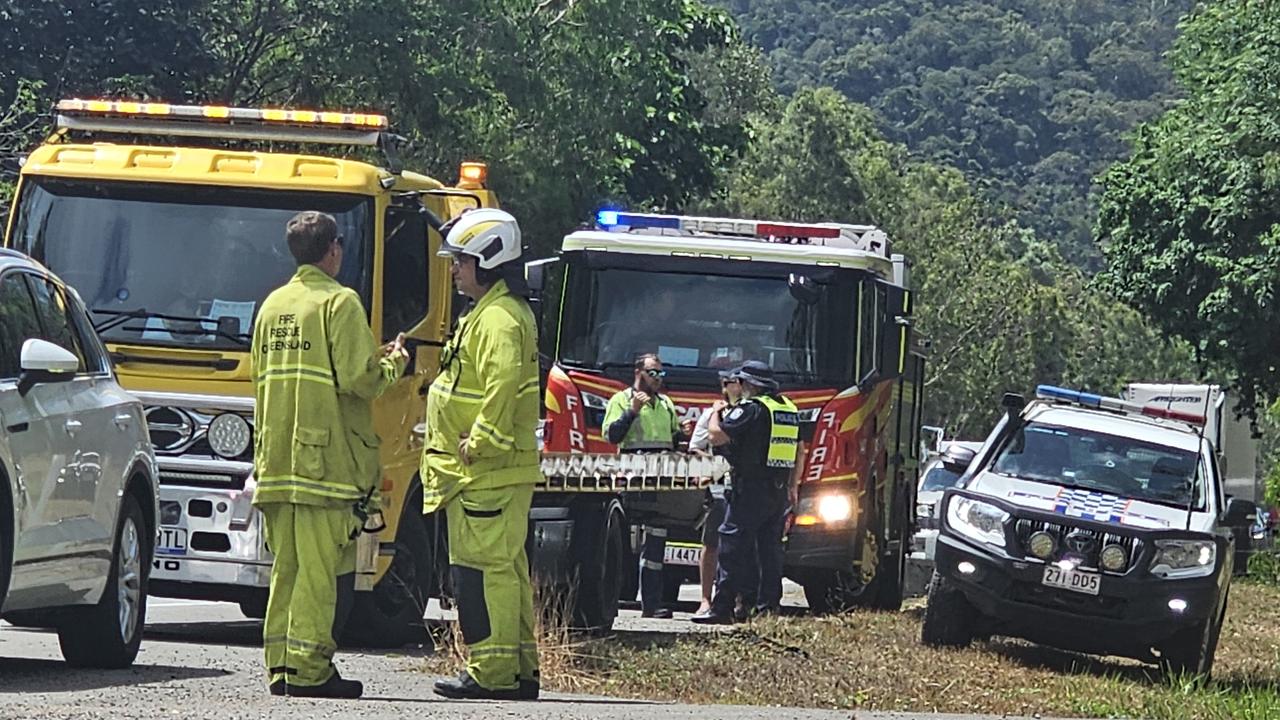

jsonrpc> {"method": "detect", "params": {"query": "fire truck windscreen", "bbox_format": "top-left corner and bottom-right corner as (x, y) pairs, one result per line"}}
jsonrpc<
(556, 265), (858, 385)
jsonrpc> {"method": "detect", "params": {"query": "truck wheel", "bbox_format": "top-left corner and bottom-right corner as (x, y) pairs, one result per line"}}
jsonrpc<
(570, 507), (624, 633)
(865, 483), (911, 611)
(920, 571), (977, 648)
(58, 494), (150, 668)
(619, 545), (639, 605)
(344, 490), (432, 648)
(238, 591), (268, 620)
(1159, 594), (1227, 678)
(661, 565), (686, 605)
(802, 570), (861, 615)
(867, 540), (906, 611)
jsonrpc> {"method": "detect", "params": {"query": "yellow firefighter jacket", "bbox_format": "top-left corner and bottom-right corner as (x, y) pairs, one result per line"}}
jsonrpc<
(252, 264), (405, 509)
(422, 280), (540, 513)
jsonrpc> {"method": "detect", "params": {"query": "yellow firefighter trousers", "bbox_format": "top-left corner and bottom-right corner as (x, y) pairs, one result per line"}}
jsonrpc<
(446, 484), (539, 690)
(261, 502), (357, 688)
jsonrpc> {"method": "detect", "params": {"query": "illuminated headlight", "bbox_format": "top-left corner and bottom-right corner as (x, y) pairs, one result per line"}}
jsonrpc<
(1150, 539), (1216, 579)
(945, 497), (1008, 548)
(818, 495), (853, 524)
(1027, 531), (1056, 560)
(1099, 544), (1128, 572)
(208, 413), (252, 458)
(794, 493), (854, 526)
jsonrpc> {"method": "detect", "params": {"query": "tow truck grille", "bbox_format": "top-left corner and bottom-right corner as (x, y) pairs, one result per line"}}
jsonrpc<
(1013, 518), (1145, 573)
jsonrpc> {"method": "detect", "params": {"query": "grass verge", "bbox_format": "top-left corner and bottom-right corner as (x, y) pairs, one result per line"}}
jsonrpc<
(421, 581), (1280, 719)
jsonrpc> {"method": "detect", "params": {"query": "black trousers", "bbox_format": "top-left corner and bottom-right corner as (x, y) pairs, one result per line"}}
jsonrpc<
(711, 481), (788, 615)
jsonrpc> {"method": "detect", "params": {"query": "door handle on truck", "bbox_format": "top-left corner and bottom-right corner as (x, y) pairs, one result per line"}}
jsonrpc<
(64, 419), (83, 436)
(114, 412), (134, 430)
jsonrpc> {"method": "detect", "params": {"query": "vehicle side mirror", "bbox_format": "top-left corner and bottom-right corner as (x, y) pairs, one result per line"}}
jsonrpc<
(18, 338), (79, 397)
(1001, 392), (1025, 414)
(524, 257), (560, 296)
(941, 446), (977, 474)
(1223, 497), (1257, 526)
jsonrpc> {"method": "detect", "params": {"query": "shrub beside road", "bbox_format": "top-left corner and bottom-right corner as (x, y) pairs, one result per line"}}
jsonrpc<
(425, 581), (1280, 719)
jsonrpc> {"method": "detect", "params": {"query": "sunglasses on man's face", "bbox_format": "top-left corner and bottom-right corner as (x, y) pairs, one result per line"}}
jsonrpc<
(644, 368), (666, 379)
(721, 378), (740, 386)
(333, 235), (345, 248)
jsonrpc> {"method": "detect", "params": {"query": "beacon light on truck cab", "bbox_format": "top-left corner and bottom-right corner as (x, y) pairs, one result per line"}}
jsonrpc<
(1034, 385), (1206, 426)
(595, 210), (846, 241)
(56, 99), (389, 129)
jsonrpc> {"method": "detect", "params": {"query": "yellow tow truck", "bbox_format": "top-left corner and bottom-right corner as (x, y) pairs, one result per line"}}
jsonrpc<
(2, 100), (494, 644)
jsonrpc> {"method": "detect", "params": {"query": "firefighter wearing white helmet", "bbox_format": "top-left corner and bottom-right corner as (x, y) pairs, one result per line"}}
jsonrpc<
(422, 208), (542, 700)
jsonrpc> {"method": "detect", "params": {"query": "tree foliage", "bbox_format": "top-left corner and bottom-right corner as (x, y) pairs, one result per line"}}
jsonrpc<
(714, 88), (1192, 434)
(719, 0), (1193, 269)
(0, 0), (754, 251)
(1097, 0), (1280, 421)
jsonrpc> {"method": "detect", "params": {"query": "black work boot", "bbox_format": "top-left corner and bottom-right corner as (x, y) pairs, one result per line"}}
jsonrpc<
(518, 678), (540, 700)
(641, 607), (673, 619)
(433, 672), (521, 700)
(286, 670), (364, 699)
(269, 679), (286, 696)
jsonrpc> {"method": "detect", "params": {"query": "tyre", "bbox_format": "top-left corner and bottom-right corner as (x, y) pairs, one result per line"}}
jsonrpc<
(343, 490), (433, 648)
(867, 540), (906, 611)
(2, 609), (60, 628)
(661, 565), (686, 605)
(802, 570), (862, 615)
(920, 571), (977, 647)
(570, 506), (624, 633)
(1159, 593), (1227, 678)
(57, 494), (150, 668)
(238, 592), (268, 620)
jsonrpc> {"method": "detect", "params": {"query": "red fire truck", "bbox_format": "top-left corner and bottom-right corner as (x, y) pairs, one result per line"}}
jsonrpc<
(531, 211), (928, 614)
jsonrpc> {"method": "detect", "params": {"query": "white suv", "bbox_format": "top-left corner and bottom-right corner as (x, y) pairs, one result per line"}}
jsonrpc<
(923, 385), (1248, 677)
(0, 249), (158, 668)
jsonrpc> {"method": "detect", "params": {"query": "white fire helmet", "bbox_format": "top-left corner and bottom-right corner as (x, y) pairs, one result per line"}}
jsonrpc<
(437, 208), (523, 270)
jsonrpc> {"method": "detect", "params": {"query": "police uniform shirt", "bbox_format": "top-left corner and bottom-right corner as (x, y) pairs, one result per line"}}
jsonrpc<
(717, 399), (789, 486)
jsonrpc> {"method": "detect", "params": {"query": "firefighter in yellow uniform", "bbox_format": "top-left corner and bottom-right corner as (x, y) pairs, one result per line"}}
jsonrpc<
(252, 211), (407, 699)
(421, 208), (542, 701)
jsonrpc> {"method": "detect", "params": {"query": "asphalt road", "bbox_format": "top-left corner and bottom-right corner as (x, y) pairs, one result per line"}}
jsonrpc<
(0, 580), (1086, 720)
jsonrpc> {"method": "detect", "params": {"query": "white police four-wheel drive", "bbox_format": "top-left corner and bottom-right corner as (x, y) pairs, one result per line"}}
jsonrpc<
(922, 385), (1254, 677)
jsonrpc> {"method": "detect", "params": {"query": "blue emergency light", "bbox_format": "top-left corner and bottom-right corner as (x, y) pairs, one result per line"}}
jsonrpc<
(595, 210), (682, 230)
(1035, 385), (1104, 408)
(1034, 384), (1207, 425)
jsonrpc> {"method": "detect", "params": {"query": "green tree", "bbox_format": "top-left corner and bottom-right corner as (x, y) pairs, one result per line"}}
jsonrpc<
(2, 0), (758, 253)
(1096, 0), (1280, 420)
(715, 88), (1192, 435)
(719, 0), (1193, 269)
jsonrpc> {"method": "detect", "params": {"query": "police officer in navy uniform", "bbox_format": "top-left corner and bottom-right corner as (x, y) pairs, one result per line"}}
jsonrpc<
(692, 361), (800, 624)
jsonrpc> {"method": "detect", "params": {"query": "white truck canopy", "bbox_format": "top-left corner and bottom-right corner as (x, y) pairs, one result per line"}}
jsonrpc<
(1123, 383), (1259, 503)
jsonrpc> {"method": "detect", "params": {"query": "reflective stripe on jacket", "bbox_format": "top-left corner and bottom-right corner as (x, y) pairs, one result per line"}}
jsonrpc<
(422, 280), (541, 512)
(755, 395), (800, 468)
(251, 265), (405, 508)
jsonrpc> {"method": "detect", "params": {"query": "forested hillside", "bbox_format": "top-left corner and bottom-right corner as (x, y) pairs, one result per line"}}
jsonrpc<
(721, 0), (1193, 269)
(0, 0), (1198, 435)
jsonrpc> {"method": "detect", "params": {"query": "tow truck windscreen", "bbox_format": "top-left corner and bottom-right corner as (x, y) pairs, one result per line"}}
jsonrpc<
(557, 267), (855, 384)
(992, 422), (1205, 510)
(11, 177), (372, 350)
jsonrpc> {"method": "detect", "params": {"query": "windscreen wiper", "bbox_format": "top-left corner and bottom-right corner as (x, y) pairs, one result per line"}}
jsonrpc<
(92, 308), (251, 347)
